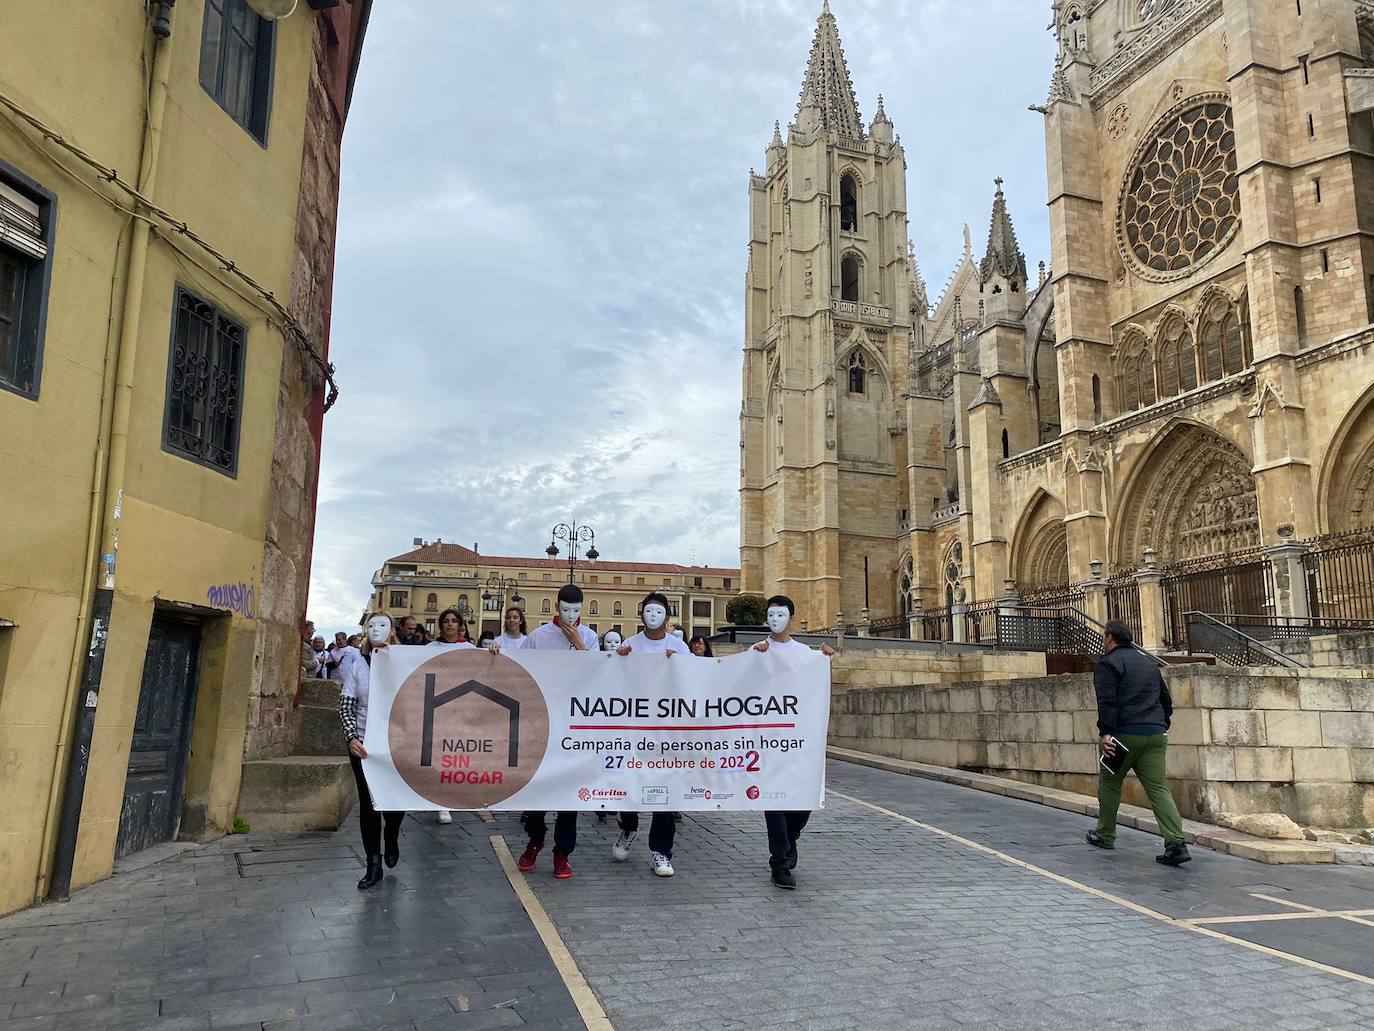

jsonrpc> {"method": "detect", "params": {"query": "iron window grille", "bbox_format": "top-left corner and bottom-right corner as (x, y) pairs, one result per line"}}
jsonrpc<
(0, 172), (54, 399)
(164, 287), (246, 475)
(199, 0), (275, 144)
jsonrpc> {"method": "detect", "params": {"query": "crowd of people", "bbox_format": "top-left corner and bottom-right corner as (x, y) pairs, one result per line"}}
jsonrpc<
(306, 588), (833, 893)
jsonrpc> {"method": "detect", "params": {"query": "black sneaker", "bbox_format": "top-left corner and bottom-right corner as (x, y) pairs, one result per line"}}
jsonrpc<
(1157, 842), (1191, 866)
(1085, 831), (1114, 850)
(786, 845), (798, 870)
(771, 866), (797, 890)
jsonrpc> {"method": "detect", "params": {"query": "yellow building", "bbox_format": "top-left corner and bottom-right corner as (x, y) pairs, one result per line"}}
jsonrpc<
(368, 541), (742, 643)
(0, 0), (369, 914)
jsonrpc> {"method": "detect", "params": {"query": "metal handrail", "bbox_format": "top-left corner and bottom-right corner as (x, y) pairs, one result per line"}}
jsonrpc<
(1059, 605), (1168, 668)
(1184, 611), (1305, 668)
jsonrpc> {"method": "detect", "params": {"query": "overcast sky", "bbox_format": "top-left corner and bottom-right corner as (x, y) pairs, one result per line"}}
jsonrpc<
(307, 0), (1056, 631)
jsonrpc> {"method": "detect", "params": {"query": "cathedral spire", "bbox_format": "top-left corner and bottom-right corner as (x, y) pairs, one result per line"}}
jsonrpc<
(797, 2), (864, 139)
(908, 242), (928, 315)
(979, 177), (1028, 287)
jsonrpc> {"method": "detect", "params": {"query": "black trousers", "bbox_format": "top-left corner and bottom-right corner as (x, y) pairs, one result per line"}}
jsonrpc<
(618, 811), (677, 857)
(350, 754), (403, 856)
(524, 811), (577, 856)
(764, 810), (810, 868)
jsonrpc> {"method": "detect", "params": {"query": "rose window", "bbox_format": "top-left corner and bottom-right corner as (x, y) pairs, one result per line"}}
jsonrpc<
(1117, 95), (1240, 282)
(1137, 0), (1180, 21)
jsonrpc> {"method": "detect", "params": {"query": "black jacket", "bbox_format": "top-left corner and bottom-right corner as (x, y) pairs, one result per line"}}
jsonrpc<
(1093, 642), (1172, 735)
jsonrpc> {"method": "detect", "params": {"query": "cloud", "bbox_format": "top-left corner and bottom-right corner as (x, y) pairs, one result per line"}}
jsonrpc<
(308, 0), (1055, 630)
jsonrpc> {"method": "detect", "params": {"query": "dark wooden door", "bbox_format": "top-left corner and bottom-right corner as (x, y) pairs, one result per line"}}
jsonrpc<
(116, 616), (202, 858)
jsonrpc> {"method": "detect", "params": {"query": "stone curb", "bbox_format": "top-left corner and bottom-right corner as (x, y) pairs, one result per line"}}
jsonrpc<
(827, 745), (1340, 865)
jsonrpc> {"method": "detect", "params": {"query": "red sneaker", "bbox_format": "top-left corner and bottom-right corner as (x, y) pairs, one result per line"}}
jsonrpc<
(553, 854), (573, 879)
(517, 841), (542, 872)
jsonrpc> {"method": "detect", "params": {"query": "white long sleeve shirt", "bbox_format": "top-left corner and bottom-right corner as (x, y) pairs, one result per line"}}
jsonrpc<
(521, 621), (599, 651)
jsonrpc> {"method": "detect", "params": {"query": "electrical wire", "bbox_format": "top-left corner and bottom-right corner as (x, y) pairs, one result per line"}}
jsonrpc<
(0, 88), (340, 410)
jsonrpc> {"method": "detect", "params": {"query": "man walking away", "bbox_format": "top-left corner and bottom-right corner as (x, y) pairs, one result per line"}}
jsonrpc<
(1086, 621), (1190, 866)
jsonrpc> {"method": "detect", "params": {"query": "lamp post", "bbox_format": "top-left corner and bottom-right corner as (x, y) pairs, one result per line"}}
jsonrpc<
(482, 573), (522, 616)
(546, 521), (599, 583)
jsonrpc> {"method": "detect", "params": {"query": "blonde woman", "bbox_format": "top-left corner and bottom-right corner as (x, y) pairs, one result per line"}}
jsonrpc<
(339, 612), (406, 889)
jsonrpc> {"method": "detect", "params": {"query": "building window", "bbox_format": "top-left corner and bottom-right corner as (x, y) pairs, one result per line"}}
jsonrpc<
(724, 577), (732, 590)
(693, 600), (711, 618)
(541, 599), (551, 614)
(164, 286), (246, 475)
(841, 255), (861, 302)
(636, 577), (645, 585)
(1001, 428), (1010, 458)
(613, 576), (622, 584)
(613, 601), (623, 616)
(1091, 374), (1102, 423)
(542, 573), (552, 582)
(670, 603), (680, 618)
(389, 591), (408, 608)
(589, 601), (599, 615)
(199, 0), (275, 144)
(693, 576), (703, 588)
(0, 174), (54, 399)
(518, 572), (527, 580)
(425, 620), (435, 634)
(840, 174), (858, 231)
(847, 349), (869, 395)
(426, 593), (437, 612)
(589, 575), (598, 583)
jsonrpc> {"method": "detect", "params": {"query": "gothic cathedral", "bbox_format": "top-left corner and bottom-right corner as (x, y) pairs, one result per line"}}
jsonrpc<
(741, 1), (1374, 646)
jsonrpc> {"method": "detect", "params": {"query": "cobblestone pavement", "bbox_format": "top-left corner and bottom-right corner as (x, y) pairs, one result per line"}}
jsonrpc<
(0, 813), (583, 1031)
(5, 759), (1374, 1030)
(511, 759), (1374, 1031)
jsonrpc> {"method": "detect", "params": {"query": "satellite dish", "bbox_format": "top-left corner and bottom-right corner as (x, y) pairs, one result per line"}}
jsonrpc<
(246, 0), (297, 19)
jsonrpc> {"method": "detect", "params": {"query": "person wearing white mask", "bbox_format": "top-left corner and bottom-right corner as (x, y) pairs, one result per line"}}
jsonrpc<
(491, 584), (597, 878)
(424, 607), (474, 825)
(600, 629), (623, 652)
(339, 612), (406, 889)
(608, 592), (689, 875)
(751, 594), (835, 890)
(493, 605), (527, 651)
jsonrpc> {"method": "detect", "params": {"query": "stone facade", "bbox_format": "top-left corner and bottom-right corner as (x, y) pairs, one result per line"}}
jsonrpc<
(741, 1), (1374, 634)
(831, 664), (1374, 828)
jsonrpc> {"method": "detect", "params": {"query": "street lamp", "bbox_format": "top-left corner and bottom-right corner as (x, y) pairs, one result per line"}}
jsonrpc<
(546, 520), (599, 583)
(482, 573), (522, 614)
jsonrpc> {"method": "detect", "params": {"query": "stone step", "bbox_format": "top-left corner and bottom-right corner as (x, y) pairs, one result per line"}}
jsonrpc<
(297, 677), (339, 709)
(296, 701), (344, 757)
(236, 756), (355, 834)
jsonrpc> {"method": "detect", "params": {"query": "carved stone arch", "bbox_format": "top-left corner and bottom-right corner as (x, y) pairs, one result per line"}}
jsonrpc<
(897, 551), (914, 616)
(1154, 305), (1196, 398)
(836, 339), (893, 466)
(764, 361), (783, 475)
(1111, 420), (1260, 568)
(1011, 490), (1069, 593)
(1317, 381), (1374, 533)
(1114, 323), (1155, 412)
(838, 333), (893, 390)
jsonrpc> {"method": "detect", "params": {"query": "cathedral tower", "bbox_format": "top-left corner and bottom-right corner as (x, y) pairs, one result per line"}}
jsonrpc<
(740, 2), (912, 630)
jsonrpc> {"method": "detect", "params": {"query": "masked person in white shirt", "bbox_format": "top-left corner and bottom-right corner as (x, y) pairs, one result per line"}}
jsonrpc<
(492, 584), (598, 878)
(751, 595), (835, 890)
(339, 612), (406, 889)
(608, 593), (689, 876)
(600, 629), (622, 652)
(493, 605), (527, 651)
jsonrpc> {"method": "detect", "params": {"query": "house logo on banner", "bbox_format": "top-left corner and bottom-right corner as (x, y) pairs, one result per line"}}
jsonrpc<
(386, 652), (550, 808)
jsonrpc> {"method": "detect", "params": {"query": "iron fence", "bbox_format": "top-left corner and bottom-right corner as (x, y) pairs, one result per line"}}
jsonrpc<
(1303, 527), (1374, 623)
(1160, 550), (1274, 650)
(1018, 584), (1086, 610)
(1105, 572), (1143, 642)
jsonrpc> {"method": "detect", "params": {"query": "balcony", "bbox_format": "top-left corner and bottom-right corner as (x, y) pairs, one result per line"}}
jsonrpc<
(830, 298), (891, 325)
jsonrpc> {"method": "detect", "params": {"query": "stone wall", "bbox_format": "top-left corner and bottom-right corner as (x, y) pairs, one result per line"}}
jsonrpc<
(1275, 630), (1374, 669)
(830, 666), (1374, 829)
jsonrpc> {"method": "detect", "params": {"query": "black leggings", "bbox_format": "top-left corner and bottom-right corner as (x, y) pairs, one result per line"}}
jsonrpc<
(350, 753), (403, 855)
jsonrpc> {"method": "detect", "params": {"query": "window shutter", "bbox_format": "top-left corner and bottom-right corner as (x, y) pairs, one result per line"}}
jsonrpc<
(0, 182), (45, 260)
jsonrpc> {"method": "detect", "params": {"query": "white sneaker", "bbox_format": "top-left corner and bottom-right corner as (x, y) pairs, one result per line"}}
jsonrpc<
(437, 810), (452, 825)
(611, 830), (637, 861)
(651, 851), (674, 877)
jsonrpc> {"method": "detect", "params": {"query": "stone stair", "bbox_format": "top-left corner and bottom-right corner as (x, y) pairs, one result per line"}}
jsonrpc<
(235, 677), (355, 833)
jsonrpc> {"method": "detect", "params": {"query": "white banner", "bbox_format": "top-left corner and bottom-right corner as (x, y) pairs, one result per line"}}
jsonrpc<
(361, 646), (830, 812)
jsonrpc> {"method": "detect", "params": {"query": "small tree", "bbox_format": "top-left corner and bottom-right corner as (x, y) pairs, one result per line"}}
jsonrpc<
(726, 593), (768, 627)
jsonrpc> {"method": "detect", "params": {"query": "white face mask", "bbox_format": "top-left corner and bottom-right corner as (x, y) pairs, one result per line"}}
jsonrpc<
(603, 631), (623, 651)
(558, 600), (582, 624)
(671, 628), (684, 639)
(766, 606), (791, 634)
(642, 603), (667, 631)
(366, 614), (393, 646)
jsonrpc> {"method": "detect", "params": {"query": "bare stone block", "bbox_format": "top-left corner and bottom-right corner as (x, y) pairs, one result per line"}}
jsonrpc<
(1072, 709), (1099, 743)
(1265, 710), (1322, 747)
(1200, 746), (1236, 781)
(1167, 744), (1201, 780)
(1054, 743), (1098, 774)
(1292, 747), (1352, 782)
(1300, 680), (1353, 711)
(1252, 676), (1302, 710)
(1168, 709), (1208, 745)
(1321, 711), (1374, 748)
(1211, 709), (1266, 746)
(1352, 749), (1374, 783)
(1233, 747), (1294, 783)
(1197, 674), (1253, 710)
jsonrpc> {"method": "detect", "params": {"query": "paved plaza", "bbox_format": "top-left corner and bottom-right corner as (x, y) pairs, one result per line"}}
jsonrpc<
(4, 760), (1374, 1030)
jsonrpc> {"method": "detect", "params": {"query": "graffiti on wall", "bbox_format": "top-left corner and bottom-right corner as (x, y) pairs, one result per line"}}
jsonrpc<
(207, 580), (256, 620)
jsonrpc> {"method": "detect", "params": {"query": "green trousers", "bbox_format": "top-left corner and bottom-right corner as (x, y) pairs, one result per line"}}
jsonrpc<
(1095, 732), (1185, 847)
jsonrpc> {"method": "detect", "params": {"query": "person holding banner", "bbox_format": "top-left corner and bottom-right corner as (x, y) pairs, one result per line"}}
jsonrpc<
(493, 605), (527, 651)
(610, 592), (690, 876)
(492, 583), (598, 878)
(426, 607), (474, 825)
(339, 612), (407, 889)
(752, 595), (835, 890)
